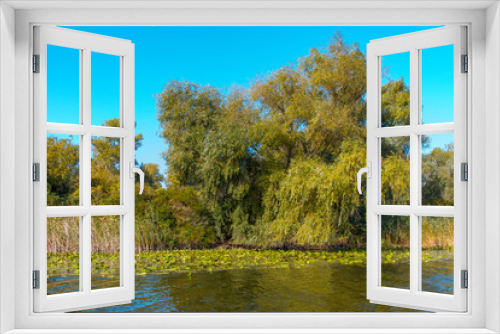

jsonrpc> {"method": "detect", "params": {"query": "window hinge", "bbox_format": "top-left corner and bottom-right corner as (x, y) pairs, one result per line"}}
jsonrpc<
(461, 162), (468, 182)
(33, 270), (40, 289)
(461, 270), (468, 289)
(33, 163), (40, 182)
(461, 54), (468, 73)
(33, 54), (40, 73)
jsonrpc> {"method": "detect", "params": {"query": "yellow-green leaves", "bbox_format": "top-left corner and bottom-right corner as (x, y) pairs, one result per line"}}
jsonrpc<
(47, 135), (79, 206)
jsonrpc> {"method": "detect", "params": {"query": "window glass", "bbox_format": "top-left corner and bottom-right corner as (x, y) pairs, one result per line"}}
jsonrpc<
(47, 134), (80, 206)
(47, 45), (80, 124)
(47, 217), (80, 295)
(92, 215), (121, 290)
(91, 136), (121, 205)
(421, 217), (454, 295)
(422, 134), (454, 206)
(381, 137), (410, 205)
(421, 45), (454, 124)
(91, 52), (121, 127)
(381, 215), (410, 290)
(381, 52), (410, 127)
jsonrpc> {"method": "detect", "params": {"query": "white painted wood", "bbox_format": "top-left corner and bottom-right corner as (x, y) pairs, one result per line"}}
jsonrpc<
(416, 47), (424, 293)
(1, 329), (498, 334)
(36, 26), (132, 57)
(369, 26), (465, 57)
(82, 46), (92, 297)
(46, 123), (130, 137)
(452, 25), (468, 314)
(366, 37), (378, 313)
(372, 206), (455, 217)
(33, 26), (135, 313)
(412, 123), (455, 135)
(9, 5), (489, 333)
(0, 2), (17, 333)
(121, 33), (135, 296)
(372, 123), (454, 138)
(32, 24), (48, 312)
(366, 26), (467, 312)
(409, 46), (419, 297)
(2, 0), (497, 10)
(485, 3), (500, 333)
(46, 206), (130, 217)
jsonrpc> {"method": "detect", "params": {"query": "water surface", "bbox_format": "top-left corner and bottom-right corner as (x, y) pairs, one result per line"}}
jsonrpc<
(47, 259), (453, 312)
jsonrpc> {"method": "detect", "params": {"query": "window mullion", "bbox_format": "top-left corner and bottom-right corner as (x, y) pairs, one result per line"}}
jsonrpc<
(409, 47), (420, 295)
(373, 205), (454, 217)
(416, 48), (424, 293)
(89, 206), (129, 216)
(78, 47), (85, 293)
(82, 47), (92, 294)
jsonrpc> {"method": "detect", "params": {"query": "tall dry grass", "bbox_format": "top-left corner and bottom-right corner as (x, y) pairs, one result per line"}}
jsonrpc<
(47, 215), (454, 253)
(381, 216), (453, 250)
(47, 216), (121, 254)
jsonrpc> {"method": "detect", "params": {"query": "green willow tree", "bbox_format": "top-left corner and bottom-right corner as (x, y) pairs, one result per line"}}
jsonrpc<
(422, 144), (454, 206)
(91, 118), (144, 205)
(156, 82), (224, 186)
(155, 33), (440, 248)
(49, 32), (454, 251)
(256, 34), (367, 247)
(47, 118), (145, 206)
(199, 88), (263, 243)
(47, 135), (79, 206)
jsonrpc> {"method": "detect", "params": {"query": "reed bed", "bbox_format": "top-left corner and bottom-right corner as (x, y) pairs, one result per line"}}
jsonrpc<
(46, 215), (454, 279)
(47, 216), (455, 253)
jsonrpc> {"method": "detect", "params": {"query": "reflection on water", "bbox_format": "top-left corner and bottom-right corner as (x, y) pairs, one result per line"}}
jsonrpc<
(47, 258), (453, 312)
(381, 262), (410, 290)
(422, 259), (454, 295)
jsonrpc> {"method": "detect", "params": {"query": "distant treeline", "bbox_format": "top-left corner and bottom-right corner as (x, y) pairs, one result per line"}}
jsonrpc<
(47, 33), (454, 251)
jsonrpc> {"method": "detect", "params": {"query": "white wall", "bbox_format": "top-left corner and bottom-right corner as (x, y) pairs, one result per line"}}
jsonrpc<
(4, 4), (494, 332)
(0, 2), (16, 333)
(486, 2), (500, 333)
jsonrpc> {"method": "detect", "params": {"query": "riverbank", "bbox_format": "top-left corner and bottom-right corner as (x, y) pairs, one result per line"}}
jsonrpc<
(47, 248), (453, 279)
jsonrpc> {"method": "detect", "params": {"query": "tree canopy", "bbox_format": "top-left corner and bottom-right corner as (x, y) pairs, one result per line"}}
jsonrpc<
(155, 33), (454, 248)
(47, 32), (454, 250)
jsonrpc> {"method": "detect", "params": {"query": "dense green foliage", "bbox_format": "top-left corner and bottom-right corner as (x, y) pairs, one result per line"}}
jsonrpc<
(47, 118), (146, 206)
(47, 135), (79, 206)
(155, 34), (454, 248)
(47, 33), (454, 251)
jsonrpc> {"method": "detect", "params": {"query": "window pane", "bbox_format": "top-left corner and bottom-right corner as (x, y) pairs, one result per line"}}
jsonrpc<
(381, 137), (410, 205)
(381, 215), (410, 290)
(47, 45), (80, 124)
(47, 217), (80, 295)
(421, 217), (454, 295)
(47, 134), (80, 206)
(421, 45), (454, 124)
(91, 136), (120, 205)
(91, 52), (120, 127)
(92, 215), (121, 290)
(421, 133), (454, 206)
(381, 52), (410, 127)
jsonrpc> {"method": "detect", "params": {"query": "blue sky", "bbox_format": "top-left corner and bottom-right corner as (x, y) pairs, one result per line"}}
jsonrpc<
(48, 26), (454, 172)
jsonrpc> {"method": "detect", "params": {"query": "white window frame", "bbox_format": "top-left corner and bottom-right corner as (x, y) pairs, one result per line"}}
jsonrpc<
(33, 26), (136, 313)
(0, 1), (499, 333)
(365, 26), (468, 312)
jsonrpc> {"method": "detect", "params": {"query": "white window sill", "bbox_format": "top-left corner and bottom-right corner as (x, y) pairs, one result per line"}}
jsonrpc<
(3, 329), (498, 334)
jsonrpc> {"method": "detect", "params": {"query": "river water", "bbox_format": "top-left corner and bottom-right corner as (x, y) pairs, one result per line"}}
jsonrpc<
(48, 258), (453, 312)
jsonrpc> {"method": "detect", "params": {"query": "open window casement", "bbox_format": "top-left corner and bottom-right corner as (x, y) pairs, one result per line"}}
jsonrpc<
(360, 26), (467, 312)
(33, 26), (141, 312)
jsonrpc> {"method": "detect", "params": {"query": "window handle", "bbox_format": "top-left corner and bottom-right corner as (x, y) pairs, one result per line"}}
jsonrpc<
(357, 162), (372, 195)
(129, 162), (145, 195)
